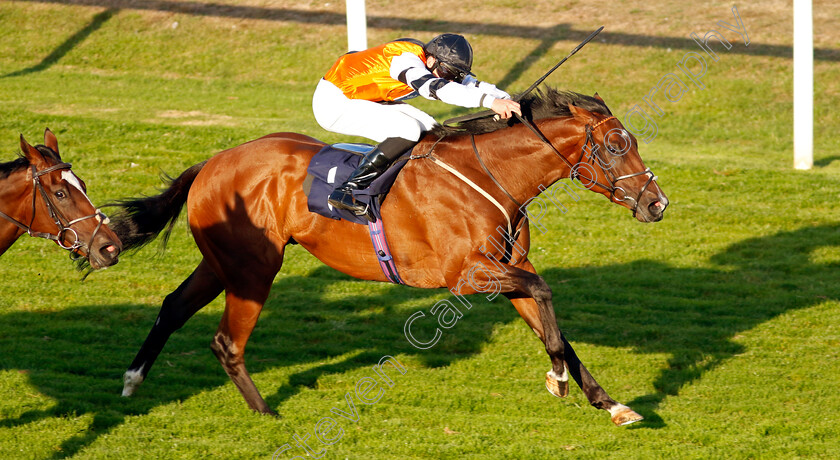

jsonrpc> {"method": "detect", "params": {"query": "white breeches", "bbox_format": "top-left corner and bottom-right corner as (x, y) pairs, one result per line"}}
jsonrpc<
(312, 79), (437, 143)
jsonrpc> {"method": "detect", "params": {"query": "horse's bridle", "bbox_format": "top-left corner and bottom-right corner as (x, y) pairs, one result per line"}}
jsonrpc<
(0, 162), (110, 259)
(513, 113), (657, 217)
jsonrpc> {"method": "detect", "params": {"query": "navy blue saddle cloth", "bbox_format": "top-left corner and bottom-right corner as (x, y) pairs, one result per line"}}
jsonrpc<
(303, 143), (410, 225)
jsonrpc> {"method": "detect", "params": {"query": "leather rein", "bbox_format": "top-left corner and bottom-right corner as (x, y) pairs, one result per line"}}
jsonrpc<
(0, 162), (109, 259)
(505, 113), (658, 217)
(419, 111), (659, 262)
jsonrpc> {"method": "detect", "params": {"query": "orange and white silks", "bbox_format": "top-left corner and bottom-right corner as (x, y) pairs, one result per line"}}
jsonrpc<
(324, 40), (427, 102)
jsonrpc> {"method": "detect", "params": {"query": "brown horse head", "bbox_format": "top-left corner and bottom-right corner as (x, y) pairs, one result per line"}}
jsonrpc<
(564, 95), (668, 223)
(434, 88), (668, 224)
(6, 129), (122, 268)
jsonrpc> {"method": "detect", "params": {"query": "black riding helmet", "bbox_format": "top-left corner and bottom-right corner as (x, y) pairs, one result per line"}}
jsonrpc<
(424, 33), (473, 83)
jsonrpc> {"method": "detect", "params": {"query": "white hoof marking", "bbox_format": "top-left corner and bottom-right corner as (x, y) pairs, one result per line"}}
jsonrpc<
(547, 368), (568, 383)
(608, 404), (630, 417)
(122, 365), (145, 397)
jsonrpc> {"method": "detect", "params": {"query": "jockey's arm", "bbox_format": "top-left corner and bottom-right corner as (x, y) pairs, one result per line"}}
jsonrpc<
(390, 53), (521, 118)
(461, 75), (510, 99)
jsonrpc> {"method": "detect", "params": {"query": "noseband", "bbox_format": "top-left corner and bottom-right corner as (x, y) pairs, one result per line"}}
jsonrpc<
(514, 113), (657, 216)
(577, 117), (658, 215)
(0, 162), (110, 259)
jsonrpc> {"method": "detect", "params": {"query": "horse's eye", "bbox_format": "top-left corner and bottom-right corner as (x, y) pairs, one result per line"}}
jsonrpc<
(55, 190), (67, 199)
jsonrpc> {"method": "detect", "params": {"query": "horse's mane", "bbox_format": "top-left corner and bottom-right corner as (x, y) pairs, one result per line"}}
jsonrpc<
(429, 87), (613, 138)
(0, 155), (28, 181)
(0, 145), (61, 180)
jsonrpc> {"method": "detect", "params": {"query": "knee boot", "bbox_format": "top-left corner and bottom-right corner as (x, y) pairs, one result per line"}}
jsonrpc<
(327, 148), (393, 221)
(327, 137), (417, 222)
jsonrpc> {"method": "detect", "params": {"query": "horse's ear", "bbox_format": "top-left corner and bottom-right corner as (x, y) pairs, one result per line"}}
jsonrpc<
(20, 134), (32, 155)
(568, 103), (595, 122)
(593, 92), (604, 102)
(44, 128), (59, 154)
(20, 134), (48, 167)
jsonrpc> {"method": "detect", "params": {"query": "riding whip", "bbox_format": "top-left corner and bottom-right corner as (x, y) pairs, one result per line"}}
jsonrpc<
(443, 25), (605, 127)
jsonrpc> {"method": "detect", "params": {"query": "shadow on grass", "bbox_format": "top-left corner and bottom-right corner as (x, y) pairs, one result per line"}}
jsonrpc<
(538, 223), (840, 427)
(0, 263), (515, 458)
(8, 0), (839, 102)
(814, 155), (840, 168)
(1, 224), (838, 454)
(1, 9), (117, 79)
(15, 0), (840, 63)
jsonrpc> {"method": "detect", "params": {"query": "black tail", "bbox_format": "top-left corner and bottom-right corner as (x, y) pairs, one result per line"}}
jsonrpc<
(110, 161), (207, 252)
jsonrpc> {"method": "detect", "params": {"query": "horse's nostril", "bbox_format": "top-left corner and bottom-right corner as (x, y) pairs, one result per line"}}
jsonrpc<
(101, 244), (120, 258)
(648, 200), (667, 216)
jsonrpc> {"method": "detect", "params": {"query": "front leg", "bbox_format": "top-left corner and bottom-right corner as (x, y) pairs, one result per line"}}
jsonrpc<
(460, 257), (642, 426)
(507, 296), (570, 398)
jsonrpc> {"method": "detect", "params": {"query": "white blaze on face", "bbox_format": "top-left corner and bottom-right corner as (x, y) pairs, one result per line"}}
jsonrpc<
(61, 170), (95, 207)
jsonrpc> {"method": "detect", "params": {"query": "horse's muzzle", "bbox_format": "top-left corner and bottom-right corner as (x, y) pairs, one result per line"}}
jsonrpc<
(87, 239), (121, 269)
(638, 195), (669, 223)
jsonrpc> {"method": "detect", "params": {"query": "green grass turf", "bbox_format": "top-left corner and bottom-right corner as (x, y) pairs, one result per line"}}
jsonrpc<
(0, 1), (839, 458)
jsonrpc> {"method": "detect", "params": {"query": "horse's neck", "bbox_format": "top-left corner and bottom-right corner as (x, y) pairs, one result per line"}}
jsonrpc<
(467, 119), (581, 203)
(0, 220), (22, 255)
(0, 173), (30, 254)
(0, 169), (33, 225)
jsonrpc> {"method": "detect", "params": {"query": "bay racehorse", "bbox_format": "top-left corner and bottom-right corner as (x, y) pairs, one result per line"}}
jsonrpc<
(0, 129), (120, 268)
(113, 88), (668, 426)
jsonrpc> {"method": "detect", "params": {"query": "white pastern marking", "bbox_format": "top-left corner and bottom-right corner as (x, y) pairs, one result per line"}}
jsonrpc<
(122, 364), (146, 396)
(61, 170), (95, 207)
(608, 403), (630, 417)
(547, 368), (568, 383)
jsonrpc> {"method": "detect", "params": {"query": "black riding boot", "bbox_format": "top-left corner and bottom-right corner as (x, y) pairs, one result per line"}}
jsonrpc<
(327, 148), (393, 221)
(328, 137), (417, 222)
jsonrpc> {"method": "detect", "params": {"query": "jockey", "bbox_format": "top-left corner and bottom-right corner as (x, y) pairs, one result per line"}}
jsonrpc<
(313, 33), (522, 222)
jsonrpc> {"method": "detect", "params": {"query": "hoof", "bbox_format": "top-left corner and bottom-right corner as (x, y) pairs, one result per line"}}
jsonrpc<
(254, 406), (279, 417)
(610, 405), (644, 426)
(122, 367), (145, 397)
(545, 369), (569, 398)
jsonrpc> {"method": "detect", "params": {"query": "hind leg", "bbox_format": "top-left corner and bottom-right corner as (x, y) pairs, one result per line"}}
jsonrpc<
(190, 212), (287, 414)
(122, 259), (223, 396)
(210, 279), (276, 414)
